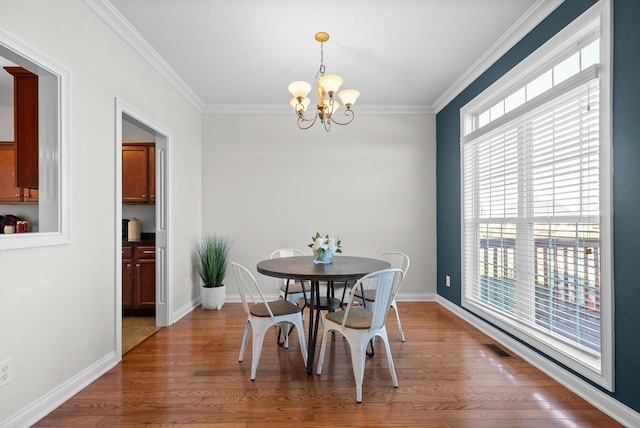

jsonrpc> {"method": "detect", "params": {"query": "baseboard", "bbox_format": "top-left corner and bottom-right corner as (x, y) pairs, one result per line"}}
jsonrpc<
(436, 296), (640, 427)
(172, 295), (202, 324)
(395, 292), (437, 302)
(0, 352), (119, 428)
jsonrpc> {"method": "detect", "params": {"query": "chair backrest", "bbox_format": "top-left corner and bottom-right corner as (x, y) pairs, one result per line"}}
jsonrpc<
(231, 262), (275, 320)
(270, 248), (305, 259)
(344, 268), (404, 331)
(380, 252), (410, 276)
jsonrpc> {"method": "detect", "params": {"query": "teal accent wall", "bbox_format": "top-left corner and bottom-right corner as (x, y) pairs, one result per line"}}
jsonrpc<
(436, 0), (640, 412)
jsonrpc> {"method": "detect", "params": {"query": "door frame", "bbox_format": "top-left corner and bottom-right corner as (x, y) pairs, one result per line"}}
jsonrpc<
(115, 98), (172, 358)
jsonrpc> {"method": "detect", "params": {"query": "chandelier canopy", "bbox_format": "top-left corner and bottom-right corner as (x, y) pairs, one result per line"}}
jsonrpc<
(288, 32), (360, 132)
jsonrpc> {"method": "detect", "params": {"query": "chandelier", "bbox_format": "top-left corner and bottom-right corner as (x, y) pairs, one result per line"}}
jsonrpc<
(288, 32), (360, 132)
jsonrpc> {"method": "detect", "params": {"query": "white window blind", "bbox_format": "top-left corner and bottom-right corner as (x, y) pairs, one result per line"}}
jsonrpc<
(462, 65), (602, 358)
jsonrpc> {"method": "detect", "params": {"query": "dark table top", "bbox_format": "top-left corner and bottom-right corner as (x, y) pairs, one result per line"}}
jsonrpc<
(256, 255), (390, 282)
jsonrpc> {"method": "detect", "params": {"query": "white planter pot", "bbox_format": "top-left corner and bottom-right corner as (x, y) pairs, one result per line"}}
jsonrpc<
(201, 285), (225, 310)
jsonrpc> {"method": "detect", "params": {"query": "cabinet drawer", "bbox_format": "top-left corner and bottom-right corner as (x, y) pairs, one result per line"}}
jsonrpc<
(122, 246), (133, 259)
(136, 246), (156, 259)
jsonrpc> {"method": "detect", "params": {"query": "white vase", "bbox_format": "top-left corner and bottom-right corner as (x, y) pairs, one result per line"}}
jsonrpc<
(201, 285), (225, 310)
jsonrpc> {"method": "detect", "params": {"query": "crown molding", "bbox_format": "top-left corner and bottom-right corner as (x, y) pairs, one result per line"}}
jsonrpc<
(202, 104), (435, 115)
(432, 0), (564, 113)
(83, 0), (205, 112)
(85, 0), (559, 117)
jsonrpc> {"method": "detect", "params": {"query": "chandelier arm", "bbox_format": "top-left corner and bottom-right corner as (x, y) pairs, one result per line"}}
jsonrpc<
(328, 109), (355, 126)
(297, 110), (319, 130)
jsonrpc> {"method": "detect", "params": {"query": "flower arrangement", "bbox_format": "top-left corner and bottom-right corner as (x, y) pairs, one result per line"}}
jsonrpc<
(309, 232), (342, 264)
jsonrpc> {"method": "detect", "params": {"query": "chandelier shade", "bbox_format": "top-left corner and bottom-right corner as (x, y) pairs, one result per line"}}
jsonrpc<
(288, 81), (312, 100)
(289, 96), (311, 113)
(288, 32), (359, 132)
(338, 89), (360, 107)
(317, 74), (343, 95)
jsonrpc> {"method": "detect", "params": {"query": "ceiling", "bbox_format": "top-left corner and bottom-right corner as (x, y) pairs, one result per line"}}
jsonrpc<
(2, 1), (559, 113)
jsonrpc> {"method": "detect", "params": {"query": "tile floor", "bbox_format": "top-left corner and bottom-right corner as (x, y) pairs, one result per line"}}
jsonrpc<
(122, 316), (159, 354)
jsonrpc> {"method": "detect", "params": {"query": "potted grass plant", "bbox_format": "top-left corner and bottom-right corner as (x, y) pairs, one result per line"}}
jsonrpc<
(193, 232), (232, 310)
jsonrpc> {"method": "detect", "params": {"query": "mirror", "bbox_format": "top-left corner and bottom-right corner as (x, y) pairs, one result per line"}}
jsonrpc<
(0, 29), (69, 250)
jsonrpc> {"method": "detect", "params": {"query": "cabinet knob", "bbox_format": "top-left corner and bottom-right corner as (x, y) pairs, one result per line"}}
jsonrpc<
(136, 263), (141, 267)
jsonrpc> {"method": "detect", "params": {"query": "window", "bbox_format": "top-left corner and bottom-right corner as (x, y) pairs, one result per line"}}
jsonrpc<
(0, 28), (69, 250)
(460, 1), (612, 390)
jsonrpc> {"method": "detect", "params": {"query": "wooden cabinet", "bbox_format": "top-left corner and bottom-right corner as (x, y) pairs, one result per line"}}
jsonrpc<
(122, 244), (155, 313)
(3, 67), (38, 189)
(122, 246), (134, 308)
(148, 146), (155, 205)
(0, 141), (38, 204)
(122, 143), (155, 204)
(135, 246), (156, 308)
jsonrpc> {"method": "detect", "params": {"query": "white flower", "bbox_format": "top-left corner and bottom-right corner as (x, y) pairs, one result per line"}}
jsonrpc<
(327, 237), (338, 252)
(312, 236), (326, 252)
(309, 232), (342, 255)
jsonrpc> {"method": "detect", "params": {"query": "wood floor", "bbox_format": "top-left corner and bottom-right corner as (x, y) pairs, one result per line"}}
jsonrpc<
(35, 302), (621, 427)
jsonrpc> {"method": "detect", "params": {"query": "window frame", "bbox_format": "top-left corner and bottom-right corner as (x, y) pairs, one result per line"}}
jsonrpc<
(0, 28), (70, 250)
(459, 0), (613, 391)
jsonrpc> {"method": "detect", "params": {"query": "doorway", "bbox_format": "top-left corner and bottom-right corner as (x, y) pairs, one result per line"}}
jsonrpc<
(115, 99), (171, 358)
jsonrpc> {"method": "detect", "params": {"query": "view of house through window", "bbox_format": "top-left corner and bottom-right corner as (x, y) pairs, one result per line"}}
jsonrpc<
(460, 2), (612, 390)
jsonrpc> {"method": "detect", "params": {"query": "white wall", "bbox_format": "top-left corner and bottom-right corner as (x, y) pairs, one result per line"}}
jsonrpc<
(0, 106), (12, 140)
(201, 113), (437, 298)
(0, 1), (202, 424)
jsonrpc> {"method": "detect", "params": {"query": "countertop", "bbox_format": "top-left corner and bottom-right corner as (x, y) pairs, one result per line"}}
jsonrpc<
(123, 233), (155, 247)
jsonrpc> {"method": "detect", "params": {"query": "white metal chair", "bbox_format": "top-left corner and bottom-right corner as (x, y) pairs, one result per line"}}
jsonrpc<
(232, 262), (307, 380)
(270, 248), (310, 346)
(353, 252), (410, 341)
(316, 268), (404, 402)
(270, 248), (308, 305)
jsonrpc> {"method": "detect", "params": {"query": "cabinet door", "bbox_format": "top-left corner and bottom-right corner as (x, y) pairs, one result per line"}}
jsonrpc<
(4, 67), (38, 189)
(148, 146), (155, 205)
(122, 145), (149, 204)
(21, 187), (38, 204)
(122, 259), (134, 308)
(136, 259), (156, 308)
(0, 143), (21, 203)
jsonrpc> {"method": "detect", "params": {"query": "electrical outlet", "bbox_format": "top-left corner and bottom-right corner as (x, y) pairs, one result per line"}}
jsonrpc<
(446, 275), (451, 287)
(0, 358), (13, 388)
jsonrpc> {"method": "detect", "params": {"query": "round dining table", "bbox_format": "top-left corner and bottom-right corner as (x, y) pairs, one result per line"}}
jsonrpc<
(257, 255), (390, 374)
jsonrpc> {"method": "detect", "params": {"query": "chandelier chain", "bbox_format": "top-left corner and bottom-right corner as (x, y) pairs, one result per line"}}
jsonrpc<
(316, 41), (326, 80)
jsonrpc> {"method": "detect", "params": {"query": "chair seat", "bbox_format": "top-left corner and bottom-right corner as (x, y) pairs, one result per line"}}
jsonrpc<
(279, 282), (307, 294)
(353, 289), (377, 302)
(249, 300), (301, 317)
(325, 307), (373, 330)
